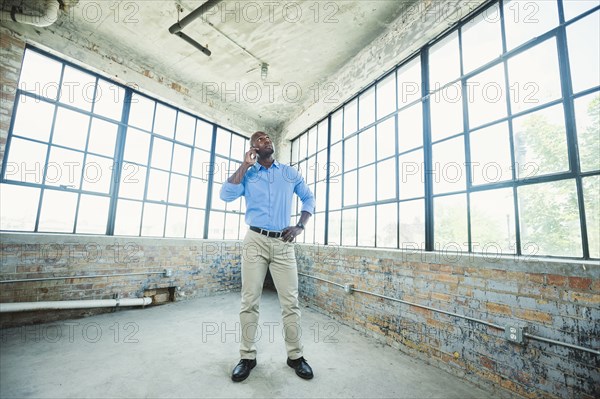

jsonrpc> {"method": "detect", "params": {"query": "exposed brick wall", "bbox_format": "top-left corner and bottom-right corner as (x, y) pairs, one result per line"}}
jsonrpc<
(295, 245), (600, 399)
(0, 25), (25, 167)
(0, 233), (242, 328)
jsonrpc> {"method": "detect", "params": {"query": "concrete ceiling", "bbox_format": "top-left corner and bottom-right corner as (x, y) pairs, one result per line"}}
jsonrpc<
(2, 0), (412, 134)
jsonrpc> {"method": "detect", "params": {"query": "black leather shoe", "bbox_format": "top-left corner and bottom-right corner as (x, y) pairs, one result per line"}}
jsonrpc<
(287, 357), (313, 379)
(231, 359), (256, 382)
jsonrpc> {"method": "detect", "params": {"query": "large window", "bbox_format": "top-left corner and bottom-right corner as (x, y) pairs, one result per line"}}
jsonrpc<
(291, 0), (599, 259)
(1, 47), (247, 239)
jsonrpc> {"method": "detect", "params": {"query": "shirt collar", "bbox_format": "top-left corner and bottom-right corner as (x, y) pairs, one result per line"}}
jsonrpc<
(254, 160), (280, 171)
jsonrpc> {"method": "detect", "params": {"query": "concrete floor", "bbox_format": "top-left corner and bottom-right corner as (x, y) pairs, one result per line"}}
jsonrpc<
(1, 290), (496, 398)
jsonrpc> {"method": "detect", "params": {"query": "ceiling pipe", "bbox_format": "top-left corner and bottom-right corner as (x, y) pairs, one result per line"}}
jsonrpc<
(1, 0), (61, 28)
(168, 0), (224, 57)
(0, 297), (152, 313)
(168, 0), (224, 34)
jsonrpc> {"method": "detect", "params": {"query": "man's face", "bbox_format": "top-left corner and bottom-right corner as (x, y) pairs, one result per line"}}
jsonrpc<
(252, 133), (275, 157)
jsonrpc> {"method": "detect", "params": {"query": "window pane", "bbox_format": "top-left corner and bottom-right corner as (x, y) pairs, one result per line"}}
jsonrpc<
(195, 120), (213, 151)
(314, 213), (325, 244)
(399, 149), (425, 199)
(147, 169), (169, 202)
(470, 122), (512, 185)
(377, 203), (397, 248)
(189, 178), (208, 208)
(45, 147), (84, 189)
(359, 88), (375, 129)
(328, 210), (341, 245)
(186, 209), (205, 238)
(128, 94), (155, 131)
(344, 99), (358, 136)
(574, 92), (600, 172)
(299, 134), (307, 161)
(358, 206), (375, 247)
(308, 127), (318, 156)
(12, 96), (54, 142)
(207, 211), (225, 239)
(503, 0), (559, 50)
(291, 139), (300, 164)
(231, 134), (247, 161)
(434, 194), (468, 252)
(358, 127), (375, 167)
(38, 190), (77, 232)
(429, 32), (460, 89)
(224, 213), (240, 240)
(176, 113), (196, 145)
(88, 118), (118, 157)
(398, 57), (422, 106)
(432, 137), (466, 194)
(329, 143), (342, 177)
(583, 175), (600, 258)
(191, 149), (211, 179)
(118, 164), (146, 200)
(358, 165), (375, 204)
(59, 66), (95, 111)
(508, 39), (562, 113)
(19, 49), (62, 100)
(518, 180), (581, 257)
(316, 149), (327, 182)
(513, 104), (568, 179)
(315, 181), (326, 214)
(398, 103), (423, 152)
(470, 188), (516, 255)
(94, 79), (123, 121)
(376, 117), (396, 160)
(52, 107), (90, 151)
(82, 155), (113, 194)
(172, 144), (191, 175)
(567, 11), (600, 94)
(0, 184), (40, 231)
(430, 84), (463, 142)
(211, 182), (225, 210)
(215, 129), (231, 156)
(141, 203), (166, 237)
(168, 173), (188, 205)
(114, 199), (142, 236)
(317, 120), (328, 151)
(377, 158), (396, 201)
(377, 73), (396, 119)
(123, 128), (150, 165)
(153, 103), (176, 139)
(344, 171), (357, 206)
(4, 138), (47, 184)
(344, 135), (357, 171)
(329, 174), (342, 210)
(399, 199), (425, 249)
(341, 209), (357, 246)
(151, 138), (173, 171)
(467, 63), (507, 128)
(76, 195), (109, 234)
(563, 0), (599, 21)
(331, 109), (343, 143)
(461, 4), (502, 73)
(165, 206), (186, 238)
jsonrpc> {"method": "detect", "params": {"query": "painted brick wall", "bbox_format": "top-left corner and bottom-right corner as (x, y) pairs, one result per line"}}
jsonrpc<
(0, 233), (242, 328)
(0, 25), (25, 167)
(295, 245), (600, 399)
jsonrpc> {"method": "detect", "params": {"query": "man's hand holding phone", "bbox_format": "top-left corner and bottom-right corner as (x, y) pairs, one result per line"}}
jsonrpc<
(244, 146), (258, 166)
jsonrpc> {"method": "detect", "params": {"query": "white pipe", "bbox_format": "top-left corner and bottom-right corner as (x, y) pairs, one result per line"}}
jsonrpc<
(1, 0), (60, 28)
(0, 297), (152, 313)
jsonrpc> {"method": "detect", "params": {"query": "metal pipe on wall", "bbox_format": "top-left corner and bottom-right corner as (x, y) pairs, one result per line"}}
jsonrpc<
(0, 0), (60, 27)
(0, 270), (169, 284)
(299, 272), (600, 356)
(0, 297), (152, 313)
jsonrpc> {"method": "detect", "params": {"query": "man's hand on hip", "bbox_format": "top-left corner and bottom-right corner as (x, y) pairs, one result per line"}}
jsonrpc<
(281, 226), (304, 242)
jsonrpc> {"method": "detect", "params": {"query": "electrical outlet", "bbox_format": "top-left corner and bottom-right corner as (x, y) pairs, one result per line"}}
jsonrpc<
(505, 325), (527, 344)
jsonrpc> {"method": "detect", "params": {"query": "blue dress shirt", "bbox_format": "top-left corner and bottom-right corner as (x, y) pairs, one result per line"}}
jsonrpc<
(220, 160), (315, 231)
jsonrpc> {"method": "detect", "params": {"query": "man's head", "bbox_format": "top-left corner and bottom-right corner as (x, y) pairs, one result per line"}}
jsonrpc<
(250, 131), (275, 158)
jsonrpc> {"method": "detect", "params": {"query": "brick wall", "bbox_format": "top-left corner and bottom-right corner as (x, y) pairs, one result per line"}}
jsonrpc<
(295, 245), (600, 399)
(0, 233), (242, 327)
(0, 25), (25, 166)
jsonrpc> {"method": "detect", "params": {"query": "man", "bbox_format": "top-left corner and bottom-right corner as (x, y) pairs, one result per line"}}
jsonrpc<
(220, 131), (315, 382)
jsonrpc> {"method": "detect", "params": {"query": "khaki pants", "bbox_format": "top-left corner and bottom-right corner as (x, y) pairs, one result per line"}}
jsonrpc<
(239, 229), (303, 360)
